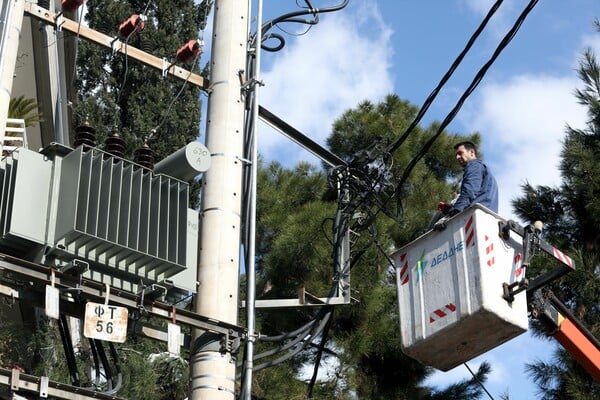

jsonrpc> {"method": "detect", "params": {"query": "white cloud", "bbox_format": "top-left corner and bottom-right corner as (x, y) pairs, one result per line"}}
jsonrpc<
(460, 74), (587, 220)
(258, 3), (394, 165)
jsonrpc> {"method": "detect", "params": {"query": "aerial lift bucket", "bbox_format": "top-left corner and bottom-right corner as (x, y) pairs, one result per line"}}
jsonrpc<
(392, 204), (528, 371)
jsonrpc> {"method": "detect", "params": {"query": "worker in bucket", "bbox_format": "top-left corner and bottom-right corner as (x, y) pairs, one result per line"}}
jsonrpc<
(433, 141), (498, 227)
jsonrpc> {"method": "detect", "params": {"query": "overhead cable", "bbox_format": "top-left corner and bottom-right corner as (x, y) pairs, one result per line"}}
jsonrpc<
(253, 0), (349, 51)
(394, 0), (540, 198)
(386, 0), (505, 156)
(148, 52), (201, 140)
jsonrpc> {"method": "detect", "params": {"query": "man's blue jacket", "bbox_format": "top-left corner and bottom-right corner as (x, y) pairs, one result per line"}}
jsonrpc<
(450, 159), (498, 214)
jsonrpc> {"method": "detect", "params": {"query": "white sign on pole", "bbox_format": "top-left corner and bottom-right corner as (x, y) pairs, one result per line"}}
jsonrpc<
(167, 322), (181, 356)
(83, 302), (128, 343)
(45, 285), (59, 319)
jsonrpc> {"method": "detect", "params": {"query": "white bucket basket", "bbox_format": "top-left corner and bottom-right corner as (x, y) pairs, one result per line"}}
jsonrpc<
(392, 204), (528, 371)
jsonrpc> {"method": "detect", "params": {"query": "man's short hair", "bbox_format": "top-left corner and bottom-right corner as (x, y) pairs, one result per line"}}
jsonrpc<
(454, 140), (477, 153)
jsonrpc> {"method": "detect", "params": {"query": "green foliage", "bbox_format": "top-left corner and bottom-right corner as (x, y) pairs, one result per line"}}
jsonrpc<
(152, 353), (189, 399)
(256, 161), (332, 295)
(118, 346), (189, 400)
(512, 28), (600, 398)
(118, 348), (161, 400)
(8, 95), (43, 127)
(0, 308), (69, 383)
(252, 362), (316, 400)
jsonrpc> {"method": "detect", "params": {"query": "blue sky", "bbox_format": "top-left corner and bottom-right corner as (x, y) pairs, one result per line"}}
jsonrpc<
(235, 1), (599, 399)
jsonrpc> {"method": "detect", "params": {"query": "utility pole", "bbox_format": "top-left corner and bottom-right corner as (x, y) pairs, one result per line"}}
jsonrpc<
(189, 0), (249, 399)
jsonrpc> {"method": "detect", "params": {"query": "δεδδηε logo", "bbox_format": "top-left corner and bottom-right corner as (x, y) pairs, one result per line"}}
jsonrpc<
(414, 241), (464, 280)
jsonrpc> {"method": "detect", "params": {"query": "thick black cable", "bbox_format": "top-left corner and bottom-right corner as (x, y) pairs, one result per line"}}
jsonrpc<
(94, 340), (114, 391)
(104, 342), (123, 395)
(251, 308), (334, 373)
(394, 0), (540, 195)
(88, 338), (101, 388)
(251, 308), (328, 350)
(306, 308), (334, 398)
(386, 0), (504, 156)
(241, 42), (257, 266)
(464, 362), (495, 400)
(253, 0), (349, 51)
(237, 308), (333, 375)
(57, 314), (81, 387)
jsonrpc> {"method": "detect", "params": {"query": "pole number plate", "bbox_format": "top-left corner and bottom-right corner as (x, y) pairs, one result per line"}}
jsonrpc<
(84, 302), (129, 343)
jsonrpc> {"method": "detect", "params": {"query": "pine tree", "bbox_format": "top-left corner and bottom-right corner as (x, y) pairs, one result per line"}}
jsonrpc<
(512, 26), (600, 399)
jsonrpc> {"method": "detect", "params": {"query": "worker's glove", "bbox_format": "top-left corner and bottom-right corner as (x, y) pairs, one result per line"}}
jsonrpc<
(433, 216), (449, 231)
(437, 201), (451, 215)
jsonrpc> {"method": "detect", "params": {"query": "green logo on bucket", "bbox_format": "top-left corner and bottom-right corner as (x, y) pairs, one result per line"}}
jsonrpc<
(415, 250), (427, 281)
(413, 241), (466, 281)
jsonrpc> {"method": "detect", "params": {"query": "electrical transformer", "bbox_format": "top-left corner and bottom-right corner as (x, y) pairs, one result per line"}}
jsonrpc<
(0, 143), (198, 297)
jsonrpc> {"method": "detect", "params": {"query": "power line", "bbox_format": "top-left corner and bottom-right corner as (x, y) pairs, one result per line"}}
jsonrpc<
(148, 52), (201, 140)
(253, 0), (349, 52)
(386, 0), (505, 156)
(464, 362), (496, 400)
(393, 0), (540, 202)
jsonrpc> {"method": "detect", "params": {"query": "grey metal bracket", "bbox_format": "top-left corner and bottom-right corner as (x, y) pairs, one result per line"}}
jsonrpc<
(499, 219), (576, 302)
(137, 282), (170, 309)
(241, 225), (352, 309)
(58, 259), (89, 275)
(220, 331), (240, 357)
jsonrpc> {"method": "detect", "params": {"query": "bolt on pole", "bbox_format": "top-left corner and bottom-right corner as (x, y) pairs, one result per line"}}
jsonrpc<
(189, 0), (249, 399)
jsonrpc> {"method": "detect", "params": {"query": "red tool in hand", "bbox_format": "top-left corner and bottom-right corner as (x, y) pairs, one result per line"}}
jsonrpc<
(437, 201), (451, 214)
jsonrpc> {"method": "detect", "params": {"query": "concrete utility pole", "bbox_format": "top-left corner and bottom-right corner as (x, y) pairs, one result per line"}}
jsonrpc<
(189, 0), (249, 399)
